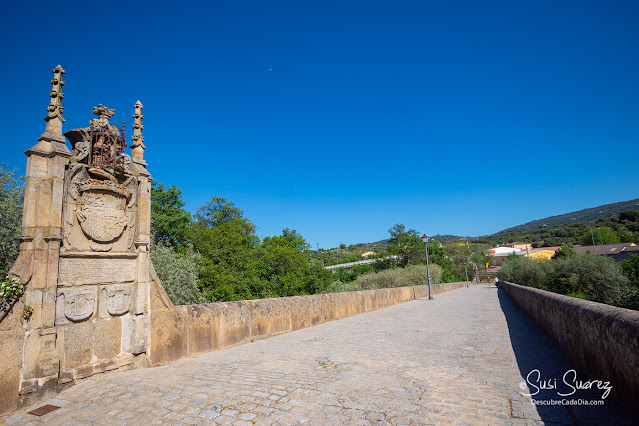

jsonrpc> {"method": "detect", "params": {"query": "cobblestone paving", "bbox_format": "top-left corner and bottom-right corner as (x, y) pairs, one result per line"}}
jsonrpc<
(2, 285), (633, 425)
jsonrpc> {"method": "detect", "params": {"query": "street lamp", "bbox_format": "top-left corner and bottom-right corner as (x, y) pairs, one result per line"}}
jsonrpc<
(421, 234), (433, 300)
(464, 263), (469, 288)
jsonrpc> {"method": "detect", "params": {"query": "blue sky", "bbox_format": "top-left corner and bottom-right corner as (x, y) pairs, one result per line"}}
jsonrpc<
(2, 0), (638, 249)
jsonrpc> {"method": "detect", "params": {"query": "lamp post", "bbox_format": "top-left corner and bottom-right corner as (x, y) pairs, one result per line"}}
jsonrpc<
(464, 263), (469, 288)
(421, 234), (433, 300)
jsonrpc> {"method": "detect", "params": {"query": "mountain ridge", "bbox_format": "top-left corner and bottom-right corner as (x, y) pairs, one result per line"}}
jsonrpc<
(501, 198), (639, 232)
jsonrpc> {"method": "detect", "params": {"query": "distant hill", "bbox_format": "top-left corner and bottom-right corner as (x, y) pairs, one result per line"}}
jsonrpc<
(368, 234), (469, 246)
(502, 199), (639, 231)
(362, 199), (639, 248)
(430, 234), (469, 244)
(369, 239), (390, 246)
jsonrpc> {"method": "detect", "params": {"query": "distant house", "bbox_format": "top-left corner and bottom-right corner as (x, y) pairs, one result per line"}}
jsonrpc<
(489, 244), (556, 265)
(517, 246), (562, 261)
(574, 242), (638, 261)
(487, 246), (521, 266)
(609, 246), (639, 262)
(361, 251), (376, 258)
(503, 242), (533, 251)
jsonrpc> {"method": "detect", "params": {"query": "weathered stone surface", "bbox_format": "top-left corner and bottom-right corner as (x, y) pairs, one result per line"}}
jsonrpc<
(499, 280), (639, 421)
(290, 296), (311, 330)
(0, 329), (23, 415)
(149, 276), (174, 310)
(309, 295), (323, 326)
(268, 298), (291, 336)
(104, 284), (132, 316)
(218, 302), (250, 349)
(58, 257), (136, 285)
(362, 290), (373, 312)
(368, 289), (379, 310)
(0, 74), (165, 417)
(94, 318), (122, 360)
(56, 287), (98, 325)
(150, 307), (188, 366)
(245, 300), (268, 340)
(187, 304), (219, 355)
(333, 293), (347, 319)
(342, 292), (354, 318)
(63, 321), (94, 369)
(7, 284), (634, 425)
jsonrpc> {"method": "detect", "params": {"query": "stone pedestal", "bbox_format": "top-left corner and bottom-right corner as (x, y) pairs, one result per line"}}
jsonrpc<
(0, 67), (160, 415)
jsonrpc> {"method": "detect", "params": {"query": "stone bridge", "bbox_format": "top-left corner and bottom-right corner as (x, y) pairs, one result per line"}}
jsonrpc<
(2, 284), (636, 425)
(1, 66), (638, 424)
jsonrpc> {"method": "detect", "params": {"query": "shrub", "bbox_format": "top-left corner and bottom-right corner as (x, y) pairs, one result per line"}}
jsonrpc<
(350, 264), (443, 291)
(498, 256), (551, 288)
(150, 241), (206, 305)
(498, 252), (637, 309)
(550, 254), (634, 308)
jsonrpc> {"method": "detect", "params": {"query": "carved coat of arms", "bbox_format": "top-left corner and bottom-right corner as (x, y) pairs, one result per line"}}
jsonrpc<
(77, 179), (128, 242)
(62, 288), (96, 322)
(105, 284), (132, 316)
(62, 165), (137, 252)
(62, 106), (138, 252)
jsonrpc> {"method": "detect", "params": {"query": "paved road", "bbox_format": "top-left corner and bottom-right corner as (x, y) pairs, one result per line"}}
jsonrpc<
(2, 285), (633, 425)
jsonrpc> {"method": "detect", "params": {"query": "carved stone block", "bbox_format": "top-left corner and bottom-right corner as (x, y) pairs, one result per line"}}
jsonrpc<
(58, 257), (136, 286)
(99, 284), (131, 317)
(122, 313), (148, 355)
(55, 287), (97, 325)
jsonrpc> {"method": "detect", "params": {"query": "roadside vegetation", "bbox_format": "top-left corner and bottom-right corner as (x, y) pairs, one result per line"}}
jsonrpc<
(149, 183), (491, 304)
(2, 167), (635, 309)
(498, 244), (639, 310)
(0, 164), (23, 279)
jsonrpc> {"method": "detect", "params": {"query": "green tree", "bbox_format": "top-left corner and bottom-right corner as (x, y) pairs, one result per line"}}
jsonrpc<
(150, 241), (205, 305)
(256, 228), (332, 297)
(150, 182), (192, 248)
(498, 252), (636, 309)
(580, 226), (620, 246)
(549, 254), (632, 307)
(0, 164), (23, 278)
(621, 254), (639, 309)
(498, 255), (551, 288)
(196, 196), (245, 228)
(262, 228), (310, 251)
(192, 209), (259, 301)
(423, 240), (460, 282)
(387, 224), (423, 267)
(617, 227), (639, 244)
(552, 243), (577, 260)
(253, 241), (332, 297)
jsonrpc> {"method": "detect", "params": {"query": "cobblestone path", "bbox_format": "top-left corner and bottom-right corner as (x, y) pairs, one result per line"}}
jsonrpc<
(2, 285), (633, 425)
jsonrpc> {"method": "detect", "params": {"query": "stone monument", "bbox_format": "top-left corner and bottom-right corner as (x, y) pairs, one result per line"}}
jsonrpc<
(0, 66), (172, 414)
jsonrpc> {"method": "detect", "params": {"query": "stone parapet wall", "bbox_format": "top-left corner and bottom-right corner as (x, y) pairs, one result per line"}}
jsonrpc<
(498, 281), (639, 420)
(150, 282), (470, 366)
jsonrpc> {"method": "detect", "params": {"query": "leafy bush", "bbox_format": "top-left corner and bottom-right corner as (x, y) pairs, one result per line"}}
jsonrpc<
(498, 253), (637, 309)
(150, 241), (206, 305)
(498, 255), (551, 288)
(0, 277), (25, 301)
(0, 164), (23, 278)
(549, 254), (633, 307)
(621, 254), (639, 309)
(348, 264), (443, 292)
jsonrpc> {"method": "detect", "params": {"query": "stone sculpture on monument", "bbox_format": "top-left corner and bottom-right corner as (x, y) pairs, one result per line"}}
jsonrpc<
(0, 66), (173, 415)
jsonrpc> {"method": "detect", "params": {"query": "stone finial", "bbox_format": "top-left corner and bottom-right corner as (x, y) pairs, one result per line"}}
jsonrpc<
(130, 100), (145, 162)
(93, 104), (115, 121)
(43, 65), (66, 135)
